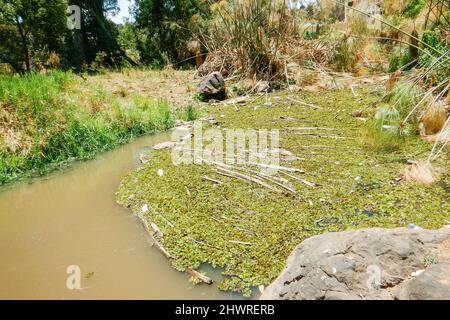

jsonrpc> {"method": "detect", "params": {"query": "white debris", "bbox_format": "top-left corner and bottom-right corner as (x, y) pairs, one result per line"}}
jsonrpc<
(411, 269), (425, 277)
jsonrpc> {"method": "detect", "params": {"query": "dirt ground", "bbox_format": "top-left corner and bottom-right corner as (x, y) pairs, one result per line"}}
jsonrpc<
(84, 69), (198, 108)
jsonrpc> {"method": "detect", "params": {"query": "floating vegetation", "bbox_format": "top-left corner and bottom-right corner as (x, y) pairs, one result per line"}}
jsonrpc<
(117, 85), (449, 297)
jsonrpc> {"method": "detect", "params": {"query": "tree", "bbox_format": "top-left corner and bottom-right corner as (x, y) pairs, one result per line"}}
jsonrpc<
(0, 0), (68, 73)
(67, 0), (137, 69)
(133, 0), (210, 67)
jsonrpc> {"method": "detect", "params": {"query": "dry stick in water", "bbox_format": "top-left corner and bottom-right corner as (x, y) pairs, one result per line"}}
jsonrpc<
(202, 175), (224, 185)
(228, 240), (252, 245)
(245, 161), (305, 173)
(280, 171), (318, 187)
(186, 268), (213, 285)
(186, 236), (223, 250)
(286, 97), (322, 110)
(256, 174), (297, 194)
(216, 167), (285, 194)
(141, 219), (172, 259)
(285, 127), (336, 131)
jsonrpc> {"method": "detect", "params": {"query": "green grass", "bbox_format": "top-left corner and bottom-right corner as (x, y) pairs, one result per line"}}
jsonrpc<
(0, 71), (196, 184)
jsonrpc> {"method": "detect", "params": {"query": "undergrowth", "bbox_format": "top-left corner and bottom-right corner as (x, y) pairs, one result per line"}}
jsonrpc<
(0, 71), (196, 184)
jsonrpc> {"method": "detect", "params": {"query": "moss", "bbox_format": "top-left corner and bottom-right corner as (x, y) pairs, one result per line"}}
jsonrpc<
(117, 85), (449, 296)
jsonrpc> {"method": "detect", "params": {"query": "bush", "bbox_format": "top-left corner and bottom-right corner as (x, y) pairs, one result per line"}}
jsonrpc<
(202, 0), (294, 80)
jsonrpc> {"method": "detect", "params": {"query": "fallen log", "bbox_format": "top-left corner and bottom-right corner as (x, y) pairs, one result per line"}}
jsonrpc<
(186, 268), (213, 284)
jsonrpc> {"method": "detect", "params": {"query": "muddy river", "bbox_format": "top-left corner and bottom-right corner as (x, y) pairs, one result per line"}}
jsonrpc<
(0, 132), (239, 299)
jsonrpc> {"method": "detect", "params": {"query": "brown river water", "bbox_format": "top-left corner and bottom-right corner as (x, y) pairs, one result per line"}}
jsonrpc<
(0, 132), (240, 299)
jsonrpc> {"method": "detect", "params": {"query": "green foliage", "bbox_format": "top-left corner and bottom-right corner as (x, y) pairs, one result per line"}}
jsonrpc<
(388, 47), (412, 72)
(403, 0), (426, 20)
(0, 71), (176, 183)
(0, 0), (68, 73)
(418, 30), (450, 85)
(68, 0), (131, 70)
(389, 82), (424, 116)
(332, 35), (361, 71)
(185, 104), (198, 121)
(133, 0), (210, 67)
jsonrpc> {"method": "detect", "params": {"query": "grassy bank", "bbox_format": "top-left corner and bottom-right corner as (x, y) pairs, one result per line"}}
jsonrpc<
(117, 85), (449, 296)
(0, 71), (194, 184)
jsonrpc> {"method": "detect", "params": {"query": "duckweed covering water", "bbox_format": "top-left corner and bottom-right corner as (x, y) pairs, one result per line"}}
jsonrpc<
(117, 85), (449, 296)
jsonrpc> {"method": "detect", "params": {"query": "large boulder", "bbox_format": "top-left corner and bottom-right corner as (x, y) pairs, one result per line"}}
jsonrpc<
(197, 72), (226, 101)
(261, 226), (450, 300)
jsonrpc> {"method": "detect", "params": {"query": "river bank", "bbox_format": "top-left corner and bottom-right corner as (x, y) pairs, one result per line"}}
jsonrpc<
(0, 70), (197, 184)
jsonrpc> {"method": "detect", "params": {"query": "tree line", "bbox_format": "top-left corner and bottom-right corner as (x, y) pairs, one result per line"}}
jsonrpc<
(0, 0), (211, 73)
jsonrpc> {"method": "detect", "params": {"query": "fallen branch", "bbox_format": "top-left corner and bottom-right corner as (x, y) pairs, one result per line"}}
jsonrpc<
(255, 172), (297, 194)
(186, 268), (213, 284)
(229, 240), (253, 245)
(280, 171), (319, 187)
(246, 162), (305, 173)
(139, 218), (172, 259)
(202, 175), (224, 185)
(286, 97), (323, 110)
(187, 236), (222, 250)
(292, 132), (349, 139)
(150, 222), (164, 238)
(235, 226), (258, 237)
(285, 127), (336, 131)
(216, 167), (285, 194)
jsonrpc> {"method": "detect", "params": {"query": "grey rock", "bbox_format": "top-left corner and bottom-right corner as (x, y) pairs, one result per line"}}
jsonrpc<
(261, 227), (450, 300)
(197, 72), (226, 100)
(255, 81), (270, 93)
(393, 262), (450, 300)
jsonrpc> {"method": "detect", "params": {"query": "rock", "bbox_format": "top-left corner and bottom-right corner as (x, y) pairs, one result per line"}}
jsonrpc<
(393, 263), (450, 300)
(254, 81), (270, 93)
(261, 227), (450, 300)
(197, 72), (226, 101)
(153, 141), (175, 150)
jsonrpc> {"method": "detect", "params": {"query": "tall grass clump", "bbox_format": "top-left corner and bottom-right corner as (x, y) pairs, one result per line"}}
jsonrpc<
(200, 0), (293, 80)
(363, 106), (404, 152)
(0, 71), (176, 184)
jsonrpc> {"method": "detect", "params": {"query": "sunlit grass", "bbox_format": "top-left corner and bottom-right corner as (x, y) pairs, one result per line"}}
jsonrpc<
(0, 71), (197, 184)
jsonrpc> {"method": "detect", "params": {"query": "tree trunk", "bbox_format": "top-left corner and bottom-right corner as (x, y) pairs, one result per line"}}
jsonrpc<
(15, 16), (30, 72)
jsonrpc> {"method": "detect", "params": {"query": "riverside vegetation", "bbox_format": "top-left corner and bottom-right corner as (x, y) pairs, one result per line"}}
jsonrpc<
(0, 70), (196, 184)
(1, 0), (449, 298)
(117, 85), (449, 296)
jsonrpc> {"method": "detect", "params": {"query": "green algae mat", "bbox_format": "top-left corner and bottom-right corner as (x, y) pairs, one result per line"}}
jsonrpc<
(116, 85), (449, 296)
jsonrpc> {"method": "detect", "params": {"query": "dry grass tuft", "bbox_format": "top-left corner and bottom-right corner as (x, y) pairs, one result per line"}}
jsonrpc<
(403, 161), (441, 184)
(420, 102), (448, 135)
